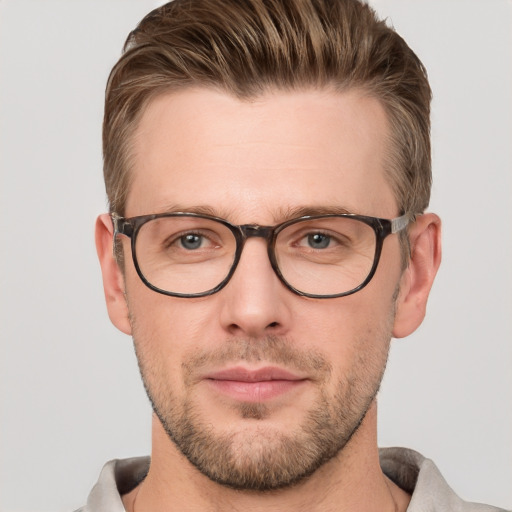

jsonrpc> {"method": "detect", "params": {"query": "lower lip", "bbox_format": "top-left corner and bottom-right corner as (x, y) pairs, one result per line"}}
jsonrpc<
(206, 379), (306, 402)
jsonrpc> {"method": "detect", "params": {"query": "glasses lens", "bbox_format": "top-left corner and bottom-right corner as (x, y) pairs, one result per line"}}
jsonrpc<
(135, 216), (237, 295)
(275, 217), (377, 296)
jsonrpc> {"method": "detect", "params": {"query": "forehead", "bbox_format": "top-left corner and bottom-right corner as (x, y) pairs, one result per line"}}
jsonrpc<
(127, 87), (396, 221)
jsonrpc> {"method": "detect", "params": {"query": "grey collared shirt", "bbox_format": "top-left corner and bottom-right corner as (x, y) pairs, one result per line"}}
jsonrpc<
(77, 447), (507, 511)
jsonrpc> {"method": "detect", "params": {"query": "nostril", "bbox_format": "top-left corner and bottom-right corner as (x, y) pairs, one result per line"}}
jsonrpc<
(268, 322), (279, 328)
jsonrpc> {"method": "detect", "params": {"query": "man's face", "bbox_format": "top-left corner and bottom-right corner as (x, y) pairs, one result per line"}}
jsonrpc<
(119, 88), (403, 490)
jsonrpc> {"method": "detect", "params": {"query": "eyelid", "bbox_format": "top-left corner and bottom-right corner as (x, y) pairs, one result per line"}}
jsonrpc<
(298, 231), (342, 247)
(164, 230), (204, 247)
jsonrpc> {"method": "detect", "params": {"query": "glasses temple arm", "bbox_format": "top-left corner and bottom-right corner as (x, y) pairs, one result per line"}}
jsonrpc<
(390, 213), (411, 234)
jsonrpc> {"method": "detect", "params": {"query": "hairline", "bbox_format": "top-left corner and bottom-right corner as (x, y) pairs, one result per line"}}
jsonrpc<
(115, 82), (404, 213)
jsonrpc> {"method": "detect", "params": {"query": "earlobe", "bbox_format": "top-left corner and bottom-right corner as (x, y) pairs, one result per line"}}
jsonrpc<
(392, 213), (442, 338)
(95, 214), (132, 335)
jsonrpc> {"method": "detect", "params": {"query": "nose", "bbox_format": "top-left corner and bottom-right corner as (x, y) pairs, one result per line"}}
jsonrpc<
(218, 238), (292, 338)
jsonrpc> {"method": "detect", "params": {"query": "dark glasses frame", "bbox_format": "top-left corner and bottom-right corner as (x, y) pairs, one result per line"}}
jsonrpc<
(112, 212), (409, 299)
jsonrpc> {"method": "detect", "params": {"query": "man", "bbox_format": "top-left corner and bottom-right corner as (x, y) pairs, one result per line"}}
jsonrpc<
(82, 0), (503, 510)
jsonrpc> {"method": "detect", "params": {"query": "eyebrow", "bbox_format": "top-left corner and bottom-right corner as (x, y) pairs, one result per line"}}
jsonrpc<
(158, 204), (236, 219)
(273, 205), (353, 222)
(156, 203), (355, 224)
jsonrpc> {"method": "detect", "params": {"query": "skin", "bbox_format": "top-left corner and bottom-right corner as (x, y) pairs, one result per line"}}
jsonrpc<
(96, 87), (441, 512)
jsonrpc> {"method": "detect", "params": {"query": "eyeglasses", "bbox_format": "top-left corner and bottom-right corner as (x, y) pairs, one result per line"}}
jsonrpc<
(112, 212), (409, 299)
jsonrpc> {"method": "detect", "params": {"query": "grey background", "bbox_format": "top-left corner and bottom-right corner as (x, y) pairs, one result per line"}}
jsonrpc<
(0, 1), (511, 510)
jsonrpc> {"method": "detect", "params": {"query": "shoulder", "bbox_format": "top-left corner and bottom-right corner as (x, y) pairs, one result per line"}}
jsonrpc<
(379, 447), (508, 512)
(77, 457), (150, 512)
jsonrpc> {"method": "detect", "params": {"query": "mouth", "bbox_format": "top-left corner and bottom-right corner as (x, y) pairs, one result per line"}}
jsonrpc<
(203, 366), (308, 402)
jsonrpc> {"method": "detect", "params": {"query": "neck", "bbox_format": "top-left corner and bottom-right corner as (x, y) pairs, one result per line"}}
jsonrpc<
(123, 403), (410, 512)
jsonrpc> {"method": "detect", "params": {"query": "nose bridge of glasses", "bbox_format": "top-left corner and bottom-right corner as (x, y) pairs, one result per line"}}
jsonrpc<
(239, 224), (274, 241)
(231, 224), (280, 291)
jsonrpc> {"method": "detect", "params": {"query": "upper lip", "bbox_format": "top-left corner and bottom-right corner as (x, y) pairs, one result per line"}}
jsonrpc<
(205, 366), (306, 382)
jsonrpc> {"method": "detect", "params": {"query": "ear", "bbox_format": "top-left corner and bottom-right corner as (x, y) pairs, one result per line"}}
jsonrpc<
(392, 213), (442, 338)
(95, 214), (132, 335)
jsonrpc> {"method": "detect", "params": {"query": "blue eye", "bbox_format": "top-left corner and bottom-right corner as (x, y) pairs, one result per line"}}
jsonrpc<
(307, 233), (331, 249)
(180, 234), (203, 250)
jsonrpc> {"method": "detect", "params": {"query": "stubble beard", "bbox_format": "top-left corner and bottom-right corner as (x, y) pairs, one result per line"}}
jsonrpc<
(131, 325), (392, 492)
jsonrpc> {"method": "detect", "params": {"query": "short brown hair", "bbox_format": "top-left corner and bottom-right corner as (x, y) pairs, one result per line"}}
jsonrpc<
(103, 0), (431, 220)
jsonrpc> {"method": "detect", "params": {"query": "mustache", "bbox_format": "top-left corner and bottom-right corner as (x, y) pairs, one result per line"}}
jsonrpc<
(182, 335), (332, 381)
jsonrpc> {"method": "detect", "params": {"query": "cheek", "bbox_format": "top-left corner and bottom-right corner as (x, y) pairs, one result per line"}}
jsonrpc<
(320, 299), (394, 385)
(293, 288), (396, 367)
(298, 290), (394, 337)
(125, 271), (216, 361)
